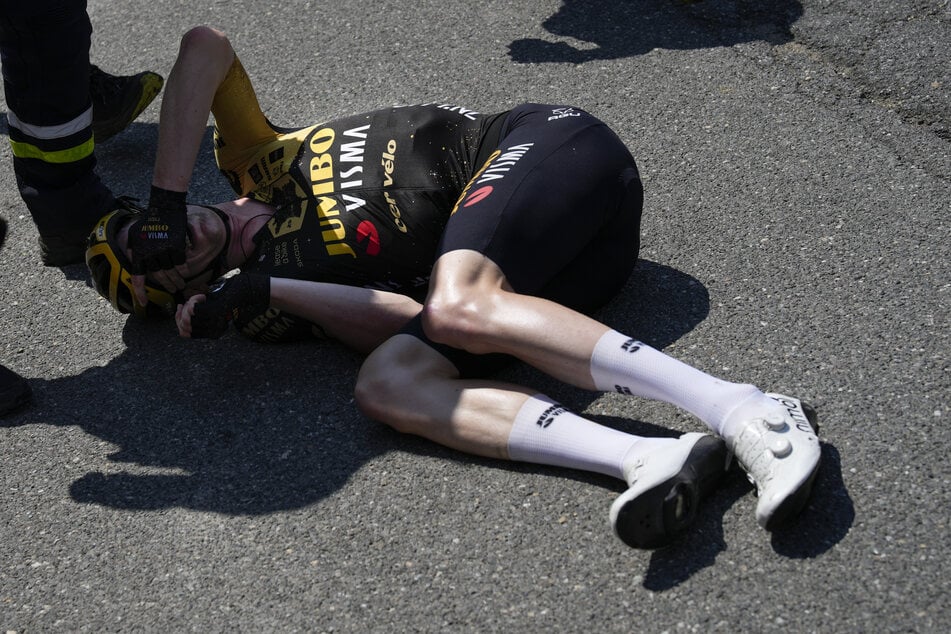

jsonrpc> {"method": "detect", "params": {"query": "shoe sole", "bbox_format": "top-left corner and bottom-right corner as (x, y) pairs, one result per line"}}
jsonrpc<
(93, 72), (164, 142)
(610, 435), (727, 549)
(762, 458), (820, 530)
(761, 400), (821, 530)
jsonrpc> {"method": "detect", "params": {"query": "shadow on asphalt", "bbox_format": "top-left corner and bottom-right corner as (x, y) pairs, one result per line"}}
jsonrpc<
(5, 259), (711, 519)
(509, 0), (803, 63)
(769, 443), (854, 557)
(642, 472), (748, 590)
(643, 441), (853, 591)
(20, 314), (383, 514)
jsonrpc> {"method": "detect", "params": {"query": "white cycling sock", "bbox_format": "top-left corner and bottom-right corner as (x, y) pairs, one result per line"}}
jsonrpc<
(507, 394), (677, 484)
(589, 330), (761, 436)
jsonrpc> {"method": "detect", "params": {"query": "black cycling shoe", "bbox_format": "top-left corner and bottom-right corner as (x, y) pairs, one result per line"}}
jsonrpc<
(90, 65), (164, 142)
(609, 433), (727, 549)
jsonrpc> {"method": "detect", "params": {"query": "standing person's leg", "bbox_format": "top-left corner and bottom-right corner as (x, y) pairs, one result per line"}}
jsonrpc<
(0, 0), (112, 265)
(0, 0), (162, 266)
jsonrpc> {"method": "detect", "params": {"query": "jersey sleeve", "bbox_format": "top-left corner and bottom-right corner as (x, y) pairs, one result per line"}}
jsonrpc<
(232, 304), (328, 344)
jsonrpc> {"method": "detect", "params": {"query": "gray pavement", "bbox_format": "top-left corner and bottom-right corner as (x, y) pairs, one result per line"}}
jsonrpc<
(1, 0), (948, 631)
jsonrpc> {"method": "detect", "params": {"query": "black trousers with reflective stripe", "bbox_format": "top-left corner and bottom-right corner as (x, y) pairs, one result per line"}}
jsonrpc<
(0, 0), (114, 239)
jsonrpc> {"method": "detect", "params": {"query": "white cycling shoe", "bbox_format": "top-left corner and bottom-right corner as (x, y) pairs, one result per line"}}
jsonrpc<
(609, 432), (727, 549)
(723, 392), (821, 530)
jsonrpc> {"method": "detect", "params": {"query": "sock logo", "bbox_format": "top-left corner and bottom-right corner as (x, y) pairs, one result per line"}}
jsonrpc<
(615, 386), (633, 395)
(621, 338), (642, 354)
(535, 403), (567, 429)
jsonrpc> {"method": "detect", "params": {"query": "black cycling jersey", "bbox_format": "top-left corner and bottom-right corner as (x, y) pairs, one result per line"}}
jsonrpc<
(209, 60), (641, 353)
(215, 101), (506, 342)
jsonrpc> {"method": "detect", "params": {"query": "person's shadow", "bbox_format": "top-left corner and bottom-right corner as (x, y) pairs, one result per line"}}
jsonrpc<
(509, 0), (804, 63)
(15, 316), (388, 514)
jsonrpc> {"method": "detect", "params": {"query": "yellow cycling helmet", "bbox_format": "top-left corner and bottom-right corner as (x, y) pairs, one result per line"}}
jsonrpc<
(85, 203), (178, 318)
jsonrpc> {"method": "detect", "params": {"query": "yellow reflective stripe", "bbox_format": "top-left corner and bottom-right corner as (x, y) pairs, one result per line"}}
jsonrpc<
(9, 137), (95, 164)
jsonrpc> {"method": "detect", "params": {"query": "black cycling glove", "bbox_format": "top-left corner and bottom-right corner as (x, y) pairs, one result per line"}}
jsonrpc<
(128, 185), (188, 273)
(189, 273), (271, 339)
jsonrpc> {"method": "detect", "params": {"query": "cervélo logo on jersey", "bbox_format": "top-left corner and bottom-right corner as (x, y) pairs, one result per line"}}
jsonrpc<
(451, 142), (535, 213)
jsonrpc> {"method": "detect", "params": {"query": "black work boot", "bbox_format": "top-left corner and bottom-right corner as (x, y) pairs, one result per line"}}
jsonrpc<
(89, 65), (164, 143)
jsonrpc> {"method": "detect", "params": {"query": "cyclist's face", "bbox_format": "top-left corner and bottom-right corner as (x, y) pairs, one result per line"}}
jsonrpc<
(119, 205), (228, 290)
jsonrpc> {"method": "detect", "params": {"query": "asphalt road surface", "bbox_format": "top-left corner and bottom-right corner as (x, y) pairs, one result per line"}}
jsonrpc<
(1, 1), (948, 631)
